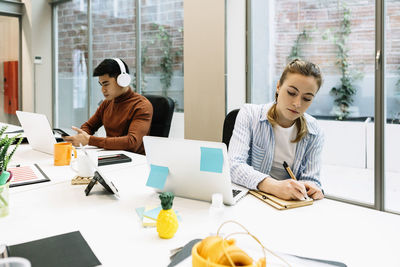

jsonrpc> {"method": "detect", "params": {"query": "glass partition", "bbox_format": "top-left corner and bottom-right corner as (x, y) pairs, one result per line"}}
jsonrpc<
(140, 0), (184, 111)
(385, 0), (400, 213)
(56, 0), (89, 128)
(249, 0), (376, 205)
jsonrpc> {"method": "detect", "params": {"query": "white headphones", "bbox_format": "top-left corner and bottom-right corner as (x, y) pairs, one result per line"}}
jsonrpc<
(113, 58), (131, 87)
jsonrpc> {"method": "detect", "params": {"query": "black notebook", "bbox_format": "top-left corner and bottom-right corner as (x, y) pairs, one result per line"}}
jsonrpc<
(98, 153), (132, 166)
(6, 231), (101, 267)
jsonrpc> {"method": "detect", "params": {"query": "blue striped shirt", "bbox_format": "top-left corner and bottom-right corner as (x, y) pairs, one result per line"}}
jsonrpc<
(228, 103), (324, 190)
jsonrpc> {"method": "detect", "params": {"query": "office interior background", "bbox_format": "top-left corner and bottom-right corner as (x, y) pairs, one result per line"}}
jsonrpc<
(0, 0), (399, 213)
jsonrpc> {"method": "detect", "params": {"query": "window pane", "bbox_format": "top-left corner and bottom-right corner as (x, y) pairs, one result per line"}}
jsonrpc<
(91, 0), (136, 115)
(56, 0), (88, 128)
(140, 0), (184, 111)
(250, 0), (375, 205)
(385, 0), (400, 213)
(0, 16), (19, 125)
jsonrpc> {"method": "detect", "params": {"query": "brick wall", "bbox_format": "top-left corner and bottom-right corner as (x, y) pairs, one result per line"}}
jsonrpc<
(274, 0), (400, 76)
(57, 0), (183, 76)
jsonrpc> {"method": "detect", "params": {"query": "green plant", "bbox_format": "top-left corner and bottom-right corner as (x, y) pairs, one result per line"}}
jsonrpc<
(156, 25), (173, 96)
(132, 45), (149, 92)
(324, 2), (363, 120)
(390, 111), (400, 124)
(0, 126), (23, 174)
(395, 65), (400, 95)
(151, 24), (183, 96)
(287, 29), (311, 62)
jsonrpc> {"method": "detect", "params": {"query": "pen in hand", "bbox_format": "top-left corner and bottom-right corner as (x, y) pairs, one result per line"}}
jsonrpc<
(283, 161), (309, 200)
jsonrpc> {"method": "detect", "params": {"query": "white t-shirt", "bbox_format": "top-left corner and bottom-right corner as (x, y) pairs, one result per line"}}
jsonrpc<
(270, 123), (297, 180)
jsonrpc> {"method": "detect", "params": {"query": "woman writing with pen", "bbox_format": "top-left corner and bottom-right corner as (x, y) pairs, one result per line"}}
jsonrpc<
(229, 59), (324, 200)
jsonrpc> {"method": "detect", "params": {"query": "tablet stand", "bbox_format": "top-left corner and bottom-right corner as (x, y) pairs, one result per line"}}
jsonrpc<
(84, 171), (119, 197)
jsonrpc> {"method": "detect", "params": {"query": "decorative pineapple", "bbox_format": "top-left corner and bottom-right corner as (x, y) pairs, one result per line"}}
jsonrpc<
(156, 192), (178, 239)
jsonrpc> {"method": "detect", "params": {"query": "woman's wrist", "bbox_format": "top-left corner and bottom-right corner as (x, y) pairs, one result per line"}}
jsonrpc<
(257, 177), (277, 195)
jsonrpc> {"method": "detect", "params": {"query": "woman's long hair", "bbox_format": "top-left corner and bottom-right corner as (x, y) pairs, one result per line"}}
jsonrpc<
(267, 59), (322, 143)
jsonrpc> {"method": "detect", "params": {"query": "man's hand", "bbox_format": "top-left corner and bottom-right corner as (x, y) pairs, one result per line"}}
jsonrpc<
(300, 181), (324, 200)
(63, 126), (90, 147)
(258, 177), (308, 200)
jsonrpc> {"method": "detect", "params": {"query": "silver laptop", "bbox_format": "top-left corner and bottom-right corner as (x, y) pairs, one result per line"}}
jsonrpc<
(16, 111), (57, 155)
(143, 136), (248, 205)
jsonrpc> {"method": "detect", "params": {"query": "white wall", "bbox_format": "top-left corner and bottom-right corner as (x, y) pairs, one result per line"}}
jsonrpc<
(21, 0), (34, 114)
(226, 0), (246, 112)
(18, 0), (52, 124)
(319, 119), (400, 173)
(32, 0), (53, 123)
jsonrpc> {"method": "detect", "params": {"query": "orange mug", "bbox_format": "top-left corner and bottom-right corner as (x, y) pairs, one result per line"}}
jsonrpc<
(54, 142), (77, 166)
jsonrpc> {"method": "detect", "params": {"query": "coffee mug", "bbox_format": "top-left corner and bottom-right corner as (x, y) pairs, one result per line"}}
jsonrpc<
(71, 151), (98, 177)
(54, 142), (77, 166)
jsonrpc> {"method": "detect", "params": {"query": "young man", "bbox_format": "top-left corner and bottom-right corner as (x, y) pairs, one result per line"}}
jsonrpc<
(64, 58), (153, 154)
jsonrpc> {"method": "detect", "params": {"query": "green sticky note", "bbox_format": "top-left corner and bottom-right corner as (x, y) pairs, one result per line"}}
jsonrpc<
(200, 147), (224, 173)
(146, 164), (169, 189)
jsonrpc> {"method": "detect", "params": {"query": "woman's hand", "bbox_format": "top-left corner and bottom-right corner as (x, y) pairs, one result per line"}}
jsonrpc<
(299, 181), (324, 200)
(257, 177), (308, 200)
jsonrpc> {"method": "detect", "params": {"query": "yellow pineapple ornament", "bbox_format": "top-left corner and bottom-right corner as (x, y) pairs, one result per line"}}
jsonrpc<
(156, 192), (178, 239)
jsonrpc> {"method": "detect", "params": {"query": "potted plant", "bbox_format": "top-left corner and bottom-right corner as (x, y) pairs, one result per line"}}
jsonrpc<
(0, 126), (23, 185)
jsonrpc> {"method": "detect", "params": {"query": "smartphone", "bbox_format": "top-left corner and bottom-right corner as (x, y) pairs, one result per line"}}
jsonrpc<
(53, 128), (70, 137)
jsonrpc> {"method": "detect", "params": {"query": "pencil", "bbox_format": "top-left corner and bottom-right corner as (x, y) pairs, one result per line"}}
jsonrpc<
(283, 161), (309, 200)
(283, 161), (297, 181)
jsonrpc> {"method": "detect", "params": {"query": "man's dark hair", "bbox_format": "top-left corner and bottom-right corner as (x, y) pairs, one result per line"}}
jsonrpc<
(93, 58), (129, 78)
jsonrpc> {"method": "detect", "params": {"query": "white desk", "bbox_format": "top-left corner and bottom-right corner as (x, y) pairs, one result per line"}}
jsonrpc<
(1, 145), (400, 266)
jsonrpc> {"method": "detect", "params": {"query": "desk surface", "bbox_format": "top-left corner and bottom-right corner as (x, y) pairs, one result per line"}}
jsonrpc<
(1, 145), (400, 266)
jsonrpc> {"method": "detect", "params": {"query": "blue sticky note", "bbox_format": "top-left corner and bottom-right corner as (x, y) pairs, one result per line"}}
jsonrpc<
(135, 207), (145, 220)
(143, 205), (182, 221)
(200, 147), (224, 173)
(146, 164), (169, 189)
(143, 206), (162, 220)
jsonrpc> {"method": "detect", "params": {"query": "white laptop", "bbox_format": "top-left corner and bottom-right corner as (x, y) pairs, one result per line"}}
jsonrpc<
(16, 111), (58, 155)
(143, 136), (248, 205)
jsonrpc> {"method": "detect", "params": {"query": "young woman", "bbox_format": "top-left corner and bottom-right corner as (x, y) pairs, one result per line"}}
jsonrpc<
(229, 59), (324, 200)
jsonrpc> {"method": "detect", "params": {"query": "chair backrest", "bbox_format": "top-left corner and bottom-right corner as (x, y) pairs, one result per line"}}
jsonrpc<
(144, 94), (175, 137)
(222, 109), (240, 149)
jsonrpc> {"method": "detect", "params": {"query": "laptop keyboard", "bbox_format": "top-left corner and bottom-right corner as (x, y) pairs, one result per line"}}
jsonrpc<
(232, 189), (242, 198)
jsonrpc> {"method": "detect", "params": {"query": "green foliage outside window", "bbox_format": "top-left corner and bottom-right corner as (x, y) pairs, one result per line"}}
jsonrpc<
(287, 29), (311, 63)
(323, 2), (363, 120)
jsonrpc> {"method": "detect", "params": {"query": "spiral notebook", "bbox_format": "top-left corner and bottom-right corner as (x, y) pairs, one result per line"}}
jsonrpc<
(8, 164), (50, 188)
(249, 190), (313, 210)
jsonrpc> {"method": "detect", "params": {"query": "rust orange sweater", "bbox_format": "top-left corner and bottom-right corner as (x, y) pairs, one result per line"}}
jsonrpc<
(81, 89), (153, 154)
